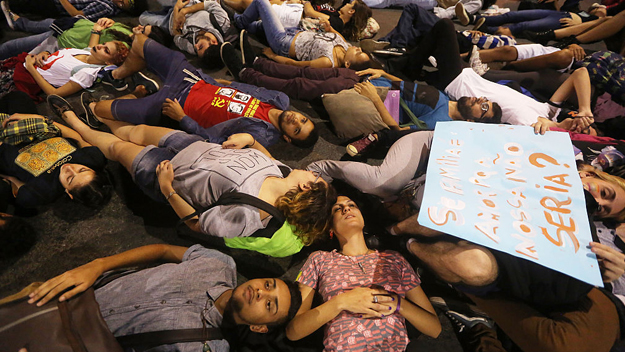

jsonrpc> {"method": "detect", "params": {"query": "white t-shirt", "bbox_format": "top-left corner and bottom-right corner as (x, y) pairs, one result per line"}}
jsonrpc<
(514, 44), (573, 73)
(30, 48), (102, 89)
(272, 2), (303, 29)
(444, 68), (552, 126)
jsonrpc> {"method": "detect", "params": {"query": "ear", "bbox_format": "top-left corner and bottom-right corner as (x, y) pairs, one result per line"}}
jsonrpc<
(249, 325), (268, 334)
(344, 61), (351, 68)
(282, 134), (292, 143)
(65, 188), (74, 200)
(579, 171), (591, 178)
(299, 181), (312, 191)
(349, 8), (355, 14)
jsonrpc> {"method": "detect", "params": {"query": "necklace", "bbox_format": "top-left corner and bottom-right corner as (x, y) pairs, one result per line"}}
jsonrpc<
(338, 249), (375, 274)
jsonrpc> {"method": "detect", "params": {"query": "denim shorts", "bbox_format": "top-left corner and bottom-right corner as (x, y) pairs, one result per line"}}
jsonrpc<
(130, 130), (204, 202)
(111, 38), (197, 125)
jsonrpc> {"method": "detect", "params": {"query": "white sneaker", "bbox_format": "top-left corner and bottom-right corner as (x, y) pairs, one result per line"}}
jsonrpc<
(1, 1), (15, 30)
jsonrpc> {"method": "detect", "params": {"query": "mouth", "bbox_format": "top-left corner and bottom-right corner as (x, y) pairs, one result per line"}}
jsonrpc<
(344, 214), (355, 220)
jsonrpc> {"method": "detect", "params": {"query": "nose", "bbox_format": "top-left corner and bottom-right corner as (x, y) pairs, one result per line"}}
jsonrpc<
(255, 287), (265, 301)
(342, 206), (351, 214)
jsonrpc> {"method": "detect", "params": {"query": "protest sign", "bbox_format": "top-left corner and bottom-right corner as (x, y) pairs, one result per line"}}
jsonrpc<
(418, 122), (602, 286)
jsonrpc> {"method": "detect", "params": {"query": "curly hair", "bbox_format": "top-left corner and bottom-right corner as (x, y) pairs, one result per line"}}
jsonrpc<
(343, 0), (372, 41)
(275, 181), (337, 245)
(578, 163), (625, 221)
(109, 41), (130, 66)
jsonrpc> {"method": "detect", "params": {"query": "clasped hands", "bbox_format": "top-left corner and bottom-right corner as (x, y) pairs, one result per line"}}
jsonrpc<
(337, 287), (399, 318)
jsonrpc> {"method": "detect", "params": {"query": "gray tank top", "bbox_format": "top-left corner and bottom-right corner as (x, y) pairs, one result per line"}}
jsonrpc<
(293, 31), (349, 67)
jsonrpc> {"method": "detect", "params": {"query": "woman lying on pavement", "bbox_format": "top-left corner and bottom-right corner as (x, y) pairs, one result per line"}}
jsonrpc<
(234, 0), (372, 68)
(48, 95), (337, 248)
(287, 195), (441, 350)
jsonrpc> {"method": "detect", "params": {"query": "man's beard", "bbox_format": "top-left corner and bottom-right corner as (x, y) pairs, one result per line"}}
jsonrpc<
(457, 97), (475, 120)
(277, 110), (288, 132)
(222, 287), (245, 328)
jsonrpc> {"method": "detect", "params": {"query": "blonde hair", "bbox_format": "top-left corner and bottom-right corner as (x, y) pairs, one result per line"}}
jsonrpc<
(579, 163), (625, 220)
(275, 182), (337, 245)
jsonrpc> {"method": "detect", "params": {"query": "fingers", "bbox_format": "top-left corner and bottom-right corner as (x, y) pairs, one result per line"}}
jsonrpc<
(28, 277), (71, 306)
(591, 242), (625, 262)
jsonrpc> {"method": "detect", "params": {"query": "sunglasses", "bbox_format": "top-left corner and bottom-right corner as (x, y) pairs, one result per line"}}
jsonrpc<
(478, 97), (490, 118)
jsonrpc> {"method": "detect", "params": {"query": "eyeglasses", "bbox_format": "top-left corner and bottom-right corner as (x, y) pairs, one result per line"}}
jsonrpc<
(479, 97), (490, 118)
(312, 170), (322, 183)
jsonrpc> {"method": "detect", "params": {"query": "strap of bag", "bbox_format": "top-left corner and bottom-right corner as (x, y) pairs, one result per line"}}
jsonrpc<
(209, 13), (226, 38)
(117, 328), (223, 350)
(58, 300), (88, 352)
(178, 192), (285, 238)
(400, 97), (429, 130)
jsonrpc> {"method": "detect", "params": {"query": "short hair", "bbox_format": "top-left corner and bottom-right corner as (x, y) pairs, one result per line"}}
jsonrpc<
(282, 280), (302, 324)
(289, 121), (319, 148)
(200, 45), (225, 70)
(483, 102), (502, 124)
(147, 26), (173, 48)
(67, 170), (113, 209)
(275, 181), (337, 245)
(0, 215), (37, 258)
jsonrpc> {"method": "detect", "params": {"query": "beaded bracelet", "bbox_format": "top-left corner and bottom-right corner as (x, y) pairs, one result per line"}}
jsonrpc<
(395, 296), (401, 314)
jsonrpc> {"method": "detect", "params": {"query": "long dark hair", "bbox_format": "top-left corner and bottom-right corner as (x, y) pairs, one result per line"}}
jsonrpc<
(343, 0), (372, 41)
(67, 169), (113, 209)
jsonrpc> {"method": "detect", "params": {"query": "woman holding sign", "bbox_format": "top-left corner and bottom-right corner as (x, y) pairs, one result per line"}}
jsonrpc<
(307, 129), (625, 352)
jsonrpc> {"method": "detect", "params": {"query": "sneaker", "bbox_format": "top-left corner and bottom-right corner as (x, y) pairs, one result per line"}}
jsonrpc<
(80, 92), (104, 129)
(468, 48), (489, 76)
(220, 42), (243, 81)
(346, 133), (377, 156)
(239, 30), (257, 67)
(1, 1), (15, 30)
(472, 17), (485, 31)
(47, 95), (75, 119)
(522, 29), (554, 45)
(100, 70), (128, 91)
(372, 47), (406, 56)
(428, 56), (438, 67)
(455, 2), (473, 26)
(131, 71), (159, 94)
(359, 39), (390, 53)
(429, 296), (494, 333)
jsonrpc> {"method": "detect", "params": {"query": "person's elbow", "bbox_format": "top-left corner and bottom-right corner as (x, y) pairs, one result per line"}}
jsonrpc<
(427, 320), (442, 338)
(285, 324), (304, 341)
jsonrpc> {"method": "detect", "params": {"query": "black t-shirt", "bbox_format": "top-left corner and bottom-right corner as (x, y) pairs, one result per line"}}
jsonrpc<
(0, 138), (106, 208)
(312, 3), (345, 34)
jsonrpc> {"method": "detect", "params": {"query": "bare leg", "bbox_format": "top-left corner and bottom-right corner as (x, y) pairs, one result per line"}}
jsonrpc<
(59, 110), (143, 171)
(576, 11), (625, 43)
(505, 49), (573, 71)
(92, 86), (148, 121)
(549, 67), (592, 115)
(99, 120), (175, 147)
(477, 46), (519, 63)
(552, 17), (610, 39)
(408, 238), (499, 287)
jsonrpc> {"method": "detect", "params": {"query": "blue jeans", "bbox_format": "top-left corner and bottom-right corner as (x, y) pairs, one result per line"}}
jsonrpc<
(480, 9), (569, 35)
(0, 17), (54, 59)
(138, 7), (173, 34)
(234, 0), (296, 57)
(363, 0), (436, 9)
(380, 4), (438, 49)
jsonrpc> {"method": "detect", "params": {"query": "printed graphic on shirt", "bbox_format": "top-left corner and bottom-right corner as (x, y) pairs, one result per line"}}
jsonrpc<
(15, 137), (76, 176)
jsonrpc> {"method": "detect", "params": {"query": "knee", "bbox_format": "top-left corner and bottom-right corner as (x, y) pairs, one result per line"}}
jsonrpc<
(572, 66), (588, 76)
(549, 50), (574, 69)
(128, 124), (150, 145)
(436, 18), (456, 32)
(450, 244), (499, 286)
(108, 140), (127, 161)
(500, 46), (519, 60)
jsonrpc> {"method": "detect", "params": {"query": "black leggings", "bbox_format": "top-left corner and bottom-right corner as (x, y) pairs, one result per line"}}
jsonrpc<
(406, 19), (463, 91)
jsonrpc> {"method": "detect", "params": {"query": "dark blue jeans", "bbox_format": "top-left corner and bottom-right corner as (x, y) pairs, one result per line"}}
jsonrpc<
(480, 9), (569, 35)
(380, 4), (438, 49)
(233, 0), (296, 57)
(0, 17), (55, 59)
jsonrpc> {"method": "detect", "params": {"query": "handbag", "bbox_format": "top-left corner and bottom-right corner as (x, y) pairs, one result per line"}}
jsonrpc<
(0, 286), (124, 352)
(179, 191), (304, 257)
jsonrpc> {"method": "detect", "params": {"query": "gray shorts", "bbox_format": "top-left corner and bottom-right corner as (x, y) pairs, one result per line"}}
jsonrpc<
(131, 130), (204, 202)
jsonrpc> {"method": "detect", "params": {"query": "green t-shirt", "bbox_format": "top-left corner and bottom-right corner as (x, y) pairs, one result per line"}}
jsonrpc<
(57, 19), (132, 50)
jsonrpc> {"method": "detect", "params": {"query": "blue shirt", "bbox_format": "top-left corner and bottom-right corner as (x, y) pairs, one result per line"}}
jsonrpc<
(95, 245), (236, 352)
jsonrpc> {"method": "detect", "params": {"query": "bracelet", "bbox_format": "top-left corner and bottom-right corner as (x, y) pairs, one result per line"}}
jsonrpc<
(165, 190), (177, 200)
(250, 137), (256, 147)
(395, 295), (401, 314)
(91, 29), (102, 35)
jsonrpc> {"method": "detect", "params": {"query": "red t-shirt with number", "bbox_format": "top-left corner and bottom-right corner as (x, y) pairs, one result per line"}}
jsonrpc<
(183, 81), (274, 127)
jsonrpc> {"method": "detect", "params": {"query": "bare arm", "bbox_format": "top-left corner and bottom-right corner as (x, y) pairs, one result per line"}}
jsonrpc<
(354, 81), (407, 131)
(263, 47), (333, 68)
(303, 2), (330, 20)
(286, 285), (392, 341)
(356, 68), (403, 82)
(399, 286), (442, 338)
(24, 56), (83, 97)
(221, 133), (274, 159)
(156, 160), (201, 232)
(28, 244), (189, 305)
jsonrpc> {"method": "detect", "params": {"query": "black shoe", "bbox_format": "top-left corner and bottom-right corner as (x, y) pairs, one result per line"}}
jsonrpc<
(220, 42), (243, 81)
(79, 92), (104, 129)
(100, 70), (128, 91)
(553, 35), (581, 49)
(131, 71), (159, 94)
(522, 29), (554, 45)
(240, 30), (257, 67)
(47, 94), (75, 119)
(430, 297), (494, 333)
